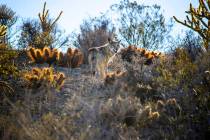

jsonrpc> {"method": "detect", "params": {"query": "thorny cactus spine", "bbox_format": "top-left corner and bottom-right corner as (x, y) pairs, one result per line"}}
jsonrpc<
(173, 0), (210, 50)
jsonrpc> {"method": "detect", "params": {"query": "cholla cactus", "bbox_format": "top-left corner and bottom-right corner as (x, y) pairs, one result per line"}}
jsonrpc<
(0, 25), (7, 37)
(155, 98), (182, 118)
(43, 47), (60, 66)
(71, 49), (84, 68)
(104, 71), (127, 85)
(24, 67), (65, 90)
(38, 2), (63, 33)
(0, 25), (7, 49)
(173, 0), (210, 50)
(120, 45), (163, 65)
(58, 48), (84, 68)
(27, 46), (60, 66)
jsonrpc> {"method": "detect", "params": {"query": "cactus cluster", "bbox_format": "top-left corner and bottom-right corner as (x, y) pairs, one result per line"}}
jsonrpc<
(104, 70), (127, 85)
(156, 98), (181, 118)
(58, 48), (84, 68)
(27, 47), (84, 68)
(120, 45), (163, 65)
(173, 0), (210, 50)
(105, 45), (163, 86)
(139, 98), (181, 126)
(24, 67), (65, 89)
(139, 105), (160, 126)
(27, 46), (60, 66)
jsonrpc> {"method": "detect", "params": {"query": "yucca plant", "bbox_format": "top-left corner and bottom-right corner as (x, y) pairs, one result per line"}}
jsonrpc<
(173, 0), (210, 50)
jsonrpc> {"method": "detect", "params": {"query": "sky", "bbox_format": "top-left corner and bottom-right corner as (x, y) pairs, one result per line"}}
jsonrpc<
(0, 0), (199, 36)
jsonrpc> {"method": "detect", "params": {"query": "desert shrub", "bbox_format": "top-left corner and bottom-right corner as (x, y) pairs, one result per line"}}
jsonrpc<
(179, 31), (203, 61)
(105, 43), (209, 139)
(5, 110), (74, 140)
(137, 98), (184, 139)
(8, 67), (66, 129)
(111, 0), (172, 49)
(0, 25), (20, 140)
(75, 96), (184, 140)
(107, 45), (163, 73)
(0, 25), (18, 80)
(154, 48), (210, 139)
(156, 49), (195, 89)
(0, 25), (18, 104)
(0, 48), (18, 80)
(106, 46), (164, 102)
(71, 15), (115, 64)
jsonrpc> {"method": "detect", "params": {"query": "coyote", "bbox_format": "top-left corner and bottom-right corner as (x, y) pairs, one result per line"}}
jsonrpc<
(88, 38), (120, 78)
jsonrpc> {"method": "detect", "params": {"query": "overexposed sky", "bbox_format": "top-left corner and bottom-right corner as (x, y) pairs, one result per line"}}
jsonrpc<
(0, 0), (199, 36)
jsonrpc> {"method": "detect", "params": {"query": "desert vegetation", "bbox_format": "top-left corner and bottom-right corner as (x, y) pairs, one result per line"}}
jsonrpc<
(0, 0), (209, 140)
